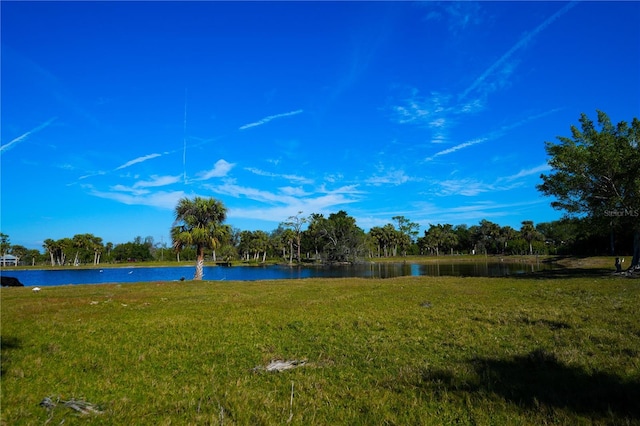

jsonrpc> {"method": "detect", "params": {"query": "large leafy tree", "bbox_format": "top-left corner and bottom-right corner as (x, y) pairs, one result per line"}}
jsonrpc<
(319, 210), (365, 263)
(171, 196), (228, 280)
(453, 224), (472, 253)
(538, 111), (640, 267)
(111, 239), (153, 262)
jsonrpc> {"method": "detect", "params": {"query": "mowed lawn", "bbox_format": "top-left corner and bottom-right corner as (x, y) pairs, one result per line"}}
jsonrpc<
(1, 275), (639, 425)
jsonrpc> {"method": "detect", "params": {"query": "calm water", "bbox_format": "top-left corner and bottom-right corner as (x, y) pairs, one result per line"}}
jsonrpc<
(2, 261), (552, 287)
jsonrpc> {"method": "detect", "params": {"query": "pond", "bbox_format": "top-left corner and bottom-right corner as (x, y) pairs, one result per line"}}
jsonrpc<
(2, 261), (553, 287)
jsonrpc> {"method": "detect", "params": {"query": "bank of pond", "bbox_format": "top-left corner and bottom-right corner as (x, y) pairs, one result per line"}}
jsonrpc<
(1, 261), (556, 287)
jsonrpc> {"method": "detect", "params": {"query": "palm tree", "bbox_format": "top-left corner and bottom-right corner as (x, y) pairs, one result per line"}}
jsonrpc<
(423, 224), (458, 256)
(499, 226), (518, 254)
(369, 226), (385, 257)
(171, 196), (227, 280)
(520, 220), (541, 255)
(43, 239), (57, 266)
(281, 229), (295, 264)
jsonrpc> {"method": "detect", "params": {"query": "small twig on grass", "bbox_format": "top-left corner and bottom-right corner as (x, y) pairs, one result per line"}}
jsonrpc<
(64, 398), (103, 415)
(39, 396), (103, 416)
(253, 359), (307, 372)
(287, 381), (294, 423)
(219, 403), (225, 425)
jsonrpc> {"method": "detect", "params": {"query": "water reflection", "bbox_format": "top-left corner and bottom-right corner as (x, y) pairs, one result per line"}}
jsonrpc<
(361, 261), (547, 279)
(2, 261), (552, 286)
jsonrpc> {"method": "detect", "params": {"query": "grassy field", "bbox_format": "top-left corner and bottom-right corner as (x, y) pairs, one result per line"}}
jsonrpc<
(1, 273), (639, 425)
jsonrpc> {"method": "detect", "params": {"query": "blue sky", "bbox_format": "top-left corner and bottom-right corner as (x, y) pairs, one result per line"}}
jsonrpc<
(2, 1), (639, 250)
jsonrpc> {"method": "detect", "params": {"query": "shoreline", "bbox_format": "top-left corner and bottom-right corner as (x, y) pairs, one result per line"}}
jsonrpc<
(0, 255), (620, 273)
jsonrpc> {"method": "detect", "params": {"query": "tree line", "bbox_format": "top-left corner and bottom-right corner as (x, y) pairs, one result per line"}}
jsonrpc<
(0, 213), (634, 268)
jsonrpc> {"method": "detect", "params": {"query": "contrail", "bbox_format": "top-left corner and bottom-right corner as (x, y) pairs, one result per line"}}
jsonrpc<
(239, 109), (303, 130)
(460, 1), (578, 100)
(0, 117), (57, 154)
(115, 153), (162, 170)
(425, 108), (561, 161)
(426, 137), (488, 161)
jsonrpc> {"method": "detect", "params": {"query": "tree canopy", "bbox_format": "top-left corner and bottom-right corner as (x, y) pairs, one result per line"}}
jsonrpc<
(538, 111), (640, 267)
(171, 196), (228, 280)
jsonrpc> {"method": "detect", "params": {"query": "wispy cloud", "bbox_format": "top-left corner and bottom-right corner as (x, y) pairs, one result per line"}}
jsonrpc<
(436, 178), (497, 197)
(391, 90), (456, 125)
(239, 109), (303, 130)
(133, 174), (182, 188)
(460, 2), (578, 100)
(226, 189), (361, 223)
(431, 173), (528, 197)
(108, 184), (150, 196)
(424, 109), (560, 162)
(365, 169), (413, 186)
(72, 151), (175, 186)
(390, 92), (431, 125)
(358, 198), (546, 231)
(89, 187), (186, 210)
(78, 171), (106, 180)
(316, 184), (364, 195)
(203, 180), (362, 221)
(422, 2), (483, 36)
(115, 153), (162, 170)
(279, 186), (311, 197)
(501, 163), (551, 181)
(245, 167), (314, 185)
(100, 175), (182, 198)
(0, 117), (57, 154)
(196, 159), (235, 180)
(416, 199), (546, 226)
(423, 161), (552, 199)
(492, 108), (561, 135)
(207, 182), (297, 204)
(391, 2), (574, 151)
(390, 89), (484, 144)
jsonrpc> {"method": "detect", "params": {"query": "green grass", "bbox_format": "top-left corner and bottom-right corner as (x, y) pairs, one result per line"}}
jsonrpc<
(2, 275), (639, 425)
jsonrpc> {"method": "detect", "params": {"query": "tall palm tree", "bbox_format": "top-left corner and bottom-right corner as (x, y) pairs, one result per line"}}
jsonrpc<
(43, 239), (57, 266)
(520, 220), (541, 255)
(171, 196), (227, 280)
(281, 229), (295, 264)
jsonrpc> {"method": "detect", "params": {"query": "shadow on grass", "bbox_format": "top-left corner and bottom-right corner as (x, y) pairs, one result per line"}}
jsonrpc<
(420, 349), (640, 421)
(516, 266), (615, 280)
(524, 255), (640, 279)
(0, 336), (21, 377)
(518, 317), (572, 330)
